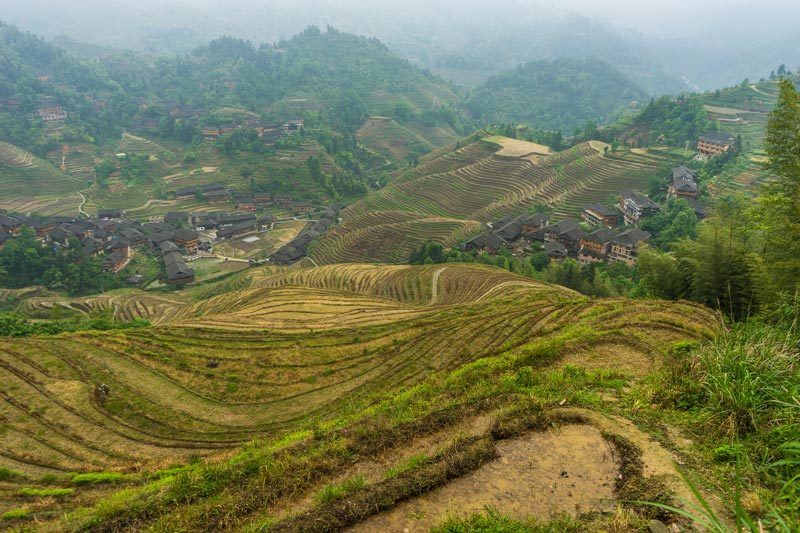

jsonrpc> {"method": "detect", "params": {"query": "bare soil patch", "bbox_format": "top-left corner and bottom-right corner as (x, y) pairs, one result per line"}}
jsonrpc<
(562, 341), (653, 378)
(351, 424), (617, 532)
(483, 136), (551, 157)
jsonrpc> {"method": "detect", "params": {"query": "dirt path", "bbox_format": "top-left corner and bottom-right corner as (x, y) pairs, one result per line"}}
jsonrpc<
(430, 267), (446, 304)
(126, 198), (178, 212)
(750, 84), (776, 98)
(77, 192), (87, 217)
(351, 425), (618, 532)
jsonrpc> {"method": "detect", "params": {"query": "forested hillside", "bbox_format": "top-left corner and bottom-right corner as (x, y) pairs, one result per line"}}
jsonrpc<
(0, 21), (132, 154)
(464, 58), (647, 133)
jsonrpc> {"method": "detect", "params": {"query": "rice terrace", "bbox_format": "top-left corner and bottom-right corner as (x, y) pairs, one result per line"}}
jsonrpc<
(0, 263), (720, 529)
(1, 4), (800, 532)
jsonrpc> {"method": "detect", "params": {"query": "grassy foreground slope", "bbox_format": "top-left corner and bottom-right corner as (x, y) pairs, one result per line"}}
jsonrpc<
(311, 136), (680, 264)
(0, 263), (717, 529)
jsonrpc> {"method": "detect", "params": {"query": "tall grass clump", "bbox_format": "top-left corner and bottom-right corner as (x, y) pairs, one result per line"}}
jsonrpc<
(649, 312), (800, 530)
(659, 321), (799, 438)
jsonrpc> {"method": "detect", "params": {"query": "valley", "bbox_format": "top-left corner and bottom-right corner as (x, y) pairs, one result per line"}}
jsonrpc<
(0, 12), (799, 532)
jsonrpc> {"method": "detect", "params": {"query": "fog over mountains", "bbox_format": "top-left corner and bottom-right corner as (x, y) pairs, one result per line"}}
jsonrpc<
(2, 0), (799, 91)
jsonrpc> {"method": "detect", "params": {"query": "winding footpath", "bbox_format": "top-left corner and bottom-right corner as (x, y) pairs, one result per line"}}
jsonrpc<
(77, 191), (87, 217)
(430, 267), (446, 304)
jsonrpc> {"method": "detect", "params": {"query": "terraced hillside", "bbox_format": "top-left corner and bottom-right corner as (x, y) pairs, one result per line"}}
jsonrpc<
(700, 79), (781, 154)
(356, 117), (434, 161)
(116, 133), (174, 159)
(0, 263), (718, 529)
(0, 141), (84, 215)
(311, 137), (680, 263)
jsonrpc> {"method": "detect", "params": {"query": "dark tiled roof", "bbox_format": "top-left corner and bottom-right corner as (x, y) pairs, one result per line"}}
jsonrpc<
(166, 261), (194, 280)
(544, 241), (567, 257)
(551, 219), (580, 234)
(672, 179), (698, 193)
(163, 251), (184, 266)
(700, 131), (736, 144)
(620, 191), (660, 209)
(173, 228), (199, 241)
(486, 233), (507, 250)
(613, 228), (650, 246)
(672, 165), (698, 181)
(582, 228), (618, 244)
(159, 241), (179, 253)
(583, 203), (617, 217)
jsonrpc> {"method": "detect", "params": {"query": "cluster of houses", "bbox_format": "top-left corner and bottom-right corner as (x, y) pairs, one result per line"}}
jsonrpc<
(0, 98), (20, 109)
(201, 119), (303, 143)
(34, 97), (67, 122)
(462, 212), (651, 267)
(271, 207), (339, 265)
(462, 165), (708, 267)
(0, 209), (205, 284)
(171, 183), (316, 215)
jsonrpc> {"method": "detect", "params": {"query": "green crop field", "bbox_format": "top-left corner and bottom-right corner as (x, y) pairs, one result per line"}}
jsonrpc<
(0, 263), (718, 528)
(311, 137), (679, 263)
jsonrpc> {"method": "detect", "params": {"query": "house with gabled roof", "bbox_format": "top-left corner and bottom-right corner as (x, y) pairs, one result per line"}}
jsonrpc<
(608, 228), (650, 266)
(165, 260), (194, 284)
(578, 228), (618, 264)
(544, 241), (568, 261)
(104, 251), (128, 273)
(619, 191), (660, 226)
(581, 204), (619, 228)
(698, 132), (736, 157)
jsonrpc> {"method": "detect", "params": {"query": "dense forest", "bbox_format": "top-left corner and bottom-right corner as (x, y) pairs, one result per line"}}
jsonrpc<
(0, 23), (464, 153)
(464, 58), (648, 133)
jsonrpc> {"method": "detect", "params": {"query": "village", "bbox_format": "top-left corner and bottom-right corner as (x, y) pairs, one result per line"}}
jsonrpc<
(0, 194), (340, 287)
(461, 154), (719, 267)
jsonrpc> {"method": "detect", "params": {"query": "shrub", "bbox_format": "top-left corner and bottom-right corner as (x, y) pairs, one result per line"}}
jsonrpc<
(699, 323), (799, 437)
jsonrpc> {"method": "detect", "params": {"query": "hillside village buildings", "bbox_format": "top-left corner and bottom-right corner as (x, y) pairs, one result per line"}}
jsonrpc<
(0, 194), (339, 280)
(697, 132), (736, 157)
(668, 166), (699, 200)
(459, 164), (710, 268)
(619, 191), (660, 225)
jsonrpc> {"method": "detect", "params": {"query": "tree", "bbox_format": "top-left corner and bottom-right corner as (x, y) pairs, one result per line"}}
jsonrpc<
(673, 222), (760, 320)
(758, 78), (800, 297)
(241, 165), (255, 193)
(636, 249), (688, 300)
(307, 156), (322, 182)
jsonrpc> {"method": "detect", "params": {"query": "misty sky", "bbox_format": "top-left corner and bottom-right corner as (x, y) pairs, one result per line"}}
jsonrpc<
(1, 0), (797, 91)
(1, 0), (795, 40)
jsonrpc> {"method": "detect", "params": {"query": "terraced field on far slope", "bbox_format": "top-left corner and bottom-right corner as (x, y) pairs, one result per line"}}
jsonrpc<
(311, 137), (680, 263)
(0, 141), (84, 215)
(0, 263), (718, 529)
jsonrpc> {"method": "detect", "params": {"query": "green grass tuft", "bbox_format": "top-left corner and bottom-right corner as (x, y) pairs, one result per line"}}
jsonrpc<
(71, 472), (126, 485)
(18, 487), (75, 498)
(384, 454), (430, 479)
(1, 508), (30, 520)
(0, 466), (24, 481)
(315, 475), (366, 505)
